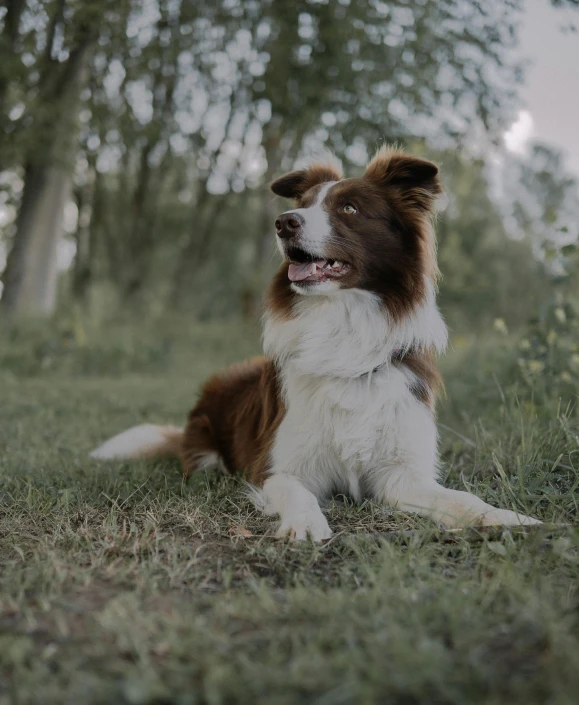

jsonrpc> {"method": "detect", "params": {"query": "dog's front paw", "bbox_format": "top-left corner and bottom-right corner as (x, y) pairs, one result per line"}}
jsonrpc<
(276, 511), (332, 542)
(479, 508), (542, 527)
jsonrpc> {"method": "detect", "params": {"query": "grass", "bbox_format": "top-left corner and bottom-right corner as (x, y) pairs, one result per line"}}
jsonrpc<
(0, 319), (578, 704)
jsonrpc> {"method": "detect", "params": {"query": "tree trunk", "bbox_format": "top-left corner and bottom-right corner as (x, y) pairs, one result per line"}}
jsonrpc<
(0, 0), (26, 112)
(168, 190), (227, 308)
(0, 13), (95, 316)
(0, 0), (26, 170)
(71, 161), (97, 302)
(1, 163), (71, 315)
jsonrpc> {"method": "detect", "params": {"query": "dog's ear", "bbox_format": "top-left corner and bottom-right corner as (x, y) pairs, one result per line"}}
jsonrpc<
(364, 147), (441, 212)
(270, 163), (342, 200)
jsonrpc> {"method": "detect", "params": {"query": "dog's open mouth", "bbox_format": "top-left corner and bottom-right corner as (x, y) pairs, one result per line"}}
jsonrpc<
(285, 246), (350, 284)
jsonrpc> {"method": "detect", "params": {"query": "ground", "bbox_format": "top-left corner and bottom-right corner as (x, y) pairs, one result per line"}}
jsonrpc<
(0, 320), (578, 704)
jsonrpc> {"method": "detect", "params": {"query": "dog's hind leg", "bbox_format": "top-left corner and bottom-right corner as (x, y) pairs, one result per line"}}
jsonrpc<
(180, 413), (224, 476)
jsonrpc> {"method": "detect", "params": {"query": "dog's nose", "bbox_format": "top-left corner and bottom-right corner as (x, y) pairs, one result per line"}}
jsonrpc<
(275, 212), (304, 239)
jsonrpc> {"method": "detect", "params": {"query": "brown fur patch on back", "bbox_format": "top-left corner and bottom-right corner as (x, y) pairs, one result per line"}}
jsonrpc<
(181, 357), (284, 486)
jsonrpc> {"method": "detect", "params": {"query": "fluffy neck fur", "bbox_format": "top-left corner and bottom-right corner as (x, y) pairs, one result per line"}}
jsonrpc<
(263, 279), (448, 380)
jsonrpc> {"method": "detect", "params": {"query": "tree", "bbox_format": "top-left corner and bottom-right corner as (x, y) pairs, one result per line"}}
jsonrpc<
(435, 151), (551, 330)
(496, 144), (579, 276)
(0, 0), (116, 316)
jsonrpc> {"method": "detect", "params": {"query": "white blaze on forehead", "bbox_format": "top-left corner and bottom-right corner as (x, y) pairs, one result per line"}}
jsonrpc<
(282, 181), (337, 252)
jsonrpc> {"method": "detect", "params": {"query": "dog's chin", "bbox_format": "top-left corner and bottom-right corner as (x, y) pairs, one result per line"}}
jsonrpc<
(290, 280), (342, 296)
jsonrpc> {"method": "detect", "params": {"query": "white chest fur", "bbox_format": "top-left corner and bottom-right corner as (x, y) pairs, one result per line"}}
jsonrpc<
(262, 286), (447, 500)
(276, 361), (437, 500)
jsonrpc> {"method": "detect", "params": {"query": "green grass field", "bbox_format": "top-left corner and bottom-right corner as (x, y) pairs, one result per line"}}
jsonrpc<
(1, 320), (578, 704)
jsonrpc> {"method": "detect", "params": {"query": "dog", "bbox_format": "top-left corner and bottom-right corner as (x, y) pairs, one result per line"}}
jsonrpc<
(91, 146), (540, 540)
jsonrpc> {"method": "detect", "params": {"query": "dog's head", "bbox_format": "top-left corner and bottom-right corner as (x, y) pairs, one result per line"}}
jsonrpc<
(270, 147), (442, 318)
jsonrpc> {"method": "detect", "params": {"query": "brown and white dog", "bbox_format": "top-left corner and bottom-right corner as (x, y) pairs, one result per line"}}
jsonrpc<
(91, 146), (539, 540)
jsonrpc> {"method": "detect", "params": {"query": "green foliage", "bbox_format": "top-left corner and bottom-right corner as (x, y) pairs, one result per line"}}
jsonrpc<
(516, 288), (579, 407)
(436, 152), (551, 330)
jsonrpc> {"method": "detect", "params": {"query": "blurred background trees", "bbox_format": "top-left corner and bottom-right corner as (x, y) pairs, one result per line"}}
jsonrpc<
(0, 0), (578, 336)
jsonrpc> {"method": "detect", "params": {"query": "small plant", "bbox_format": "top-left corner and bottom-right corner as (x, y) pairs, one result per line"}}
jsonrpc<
(516, 243), (579, 409)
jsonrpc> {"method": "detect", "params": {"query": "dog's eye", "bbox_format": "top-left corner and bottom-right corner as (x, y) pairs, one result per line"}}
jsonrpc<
(343, 204), (357, 215)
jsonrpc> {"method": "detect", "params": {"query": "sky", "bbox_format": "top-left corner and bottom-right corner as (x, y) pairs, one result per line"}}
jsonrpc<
(506, 1), (579, 175)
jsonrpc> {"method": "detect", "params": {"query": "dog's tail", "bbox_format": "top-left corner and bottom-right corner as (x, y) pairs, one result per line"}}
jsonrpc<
(89, 424), (184, 461)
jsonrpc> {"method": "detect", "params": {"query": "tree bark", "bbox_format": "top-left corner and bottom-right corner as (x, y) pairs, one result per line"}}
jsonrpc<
(1, 163), (71, 315)
(0, 0), (26, 113)
(71, 160), (97, 302)
(0, 0), (26, 170)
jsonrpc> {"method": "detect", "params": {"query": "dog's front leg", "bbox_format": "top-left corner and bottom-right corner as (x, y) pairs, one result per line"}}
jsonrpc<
(261, 474), (332, 541)
(375, 468), (541, 528)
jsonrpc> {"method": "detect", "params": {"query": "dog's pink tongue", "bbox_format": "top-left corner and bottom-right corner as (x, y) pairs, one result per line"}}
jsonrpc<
(288, 262), (317, 282)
